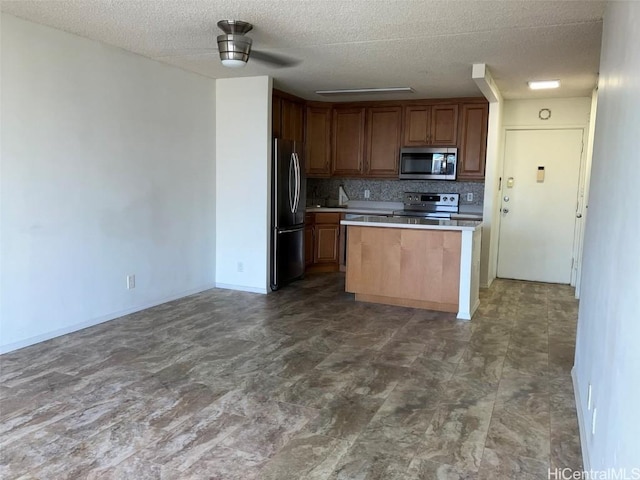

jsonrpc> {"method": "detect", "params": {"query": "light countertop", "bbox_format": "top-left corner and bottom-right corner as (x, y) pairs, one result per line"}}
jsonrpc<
(341, 215), (482, 232)
(306, 201), (482, 220)
(306, 206), (397, 215)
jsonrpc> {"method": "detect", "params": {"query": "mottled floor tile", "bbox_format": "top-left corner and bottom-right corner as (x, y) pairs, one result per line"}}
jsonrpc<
(397, 317), (474, 343)
(178, 447), (266, 480)
(0, 428), (81, 478)
(260, 434), (351, 480)
(374, 340), (426, 367)
(302, 392), (385, 442)
(141, 410), (247, 472)
(502, 346), (548, 378)
(327, 444), (413, 480)
(0, 275), (582, 479)
(550, 392), (583, 471)
(33, 420), (166, 479)
(417, 398), (495, 471)
(419, 337), (469, 364)
(220, 400), (319, 461)
(484, 407), (550, 462)
(454, 350), (505, 387)
(478, 448), (549, 480)
(406, 458), (479, 480)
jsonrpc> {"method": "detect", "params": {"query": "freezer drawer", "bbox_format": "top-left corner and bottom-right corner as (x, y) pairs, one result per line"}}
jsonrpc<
(271, 226), (305, 290)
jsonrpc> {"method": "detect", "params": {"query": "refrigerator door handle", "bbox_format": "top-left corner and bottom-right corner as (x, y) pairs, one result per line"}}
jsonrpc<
(278, 226), (304, 234)
(288, 153), (295, 213)
(293, 152), (301, 213)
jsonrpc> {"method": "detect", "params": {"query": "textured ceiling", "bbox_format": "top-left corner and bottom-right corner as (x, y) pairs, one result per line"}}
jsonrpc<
(1, 0), (606, 101)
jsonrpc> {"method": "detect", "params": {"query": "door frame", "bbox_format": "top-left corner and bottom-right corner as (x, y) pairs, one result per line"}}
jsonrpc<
(496, 125), (589, 286)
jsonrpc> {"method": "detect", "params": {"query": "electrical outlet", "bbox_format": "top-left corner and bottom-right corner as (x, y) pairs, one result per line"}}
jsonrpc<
(587, 383), (592, 410)
(364, 189), (371, 199)
(237, 262), (244, 273)
(466, 192), (474, 202)
(591, 407), (597, 435)
(126, 274), (135, 289)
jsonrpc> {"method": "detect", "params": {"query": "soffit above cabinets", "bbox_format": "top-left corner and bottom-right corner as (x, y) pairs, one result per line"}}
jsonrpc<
(1, 0), (606, 101)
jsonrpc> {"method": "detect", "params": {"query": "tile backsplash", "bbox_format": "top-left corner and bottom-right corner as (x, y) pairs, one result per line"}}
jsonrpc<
(308, 178), (485, 206)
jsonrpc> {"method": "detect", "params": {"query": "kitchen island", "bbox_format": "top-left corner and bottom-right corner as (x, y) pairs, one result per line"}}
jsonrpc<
(341, 216), (482, 320)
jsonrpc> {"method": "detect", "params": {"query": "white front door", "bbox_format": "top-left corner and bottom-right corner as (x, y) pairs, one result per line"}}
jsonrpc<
(497, 129), (583, 284)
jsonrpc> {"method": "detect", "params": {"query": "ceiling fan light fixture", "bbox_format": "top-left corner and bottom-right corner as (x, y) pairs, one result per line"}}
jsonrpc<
(315, 87), (414, 95)
(221, 58), (248, 68)
(528, 80), (560, 90)
(217, 34), (252, 67)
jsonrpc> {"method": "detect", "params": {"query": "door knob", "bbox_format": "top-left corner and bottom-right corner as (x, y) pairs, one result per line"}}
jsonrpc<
(503, 196), (510, 202)
(502, 208), (510, 214)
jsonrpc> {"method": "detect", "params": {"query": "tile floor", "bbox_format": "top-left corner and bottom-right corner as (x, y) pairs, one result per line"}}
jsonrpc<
(0, 273), (583, 479)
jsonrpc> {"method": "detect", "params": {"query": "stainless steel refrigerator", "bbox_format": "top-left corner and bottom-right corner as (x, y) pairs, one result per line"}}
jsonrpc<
(271, 138), (306, 290)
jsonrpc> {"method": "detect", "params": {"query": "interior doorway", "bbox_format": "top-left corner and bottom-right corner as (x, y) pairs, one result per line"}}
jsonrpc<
(497, 128), (584, 284)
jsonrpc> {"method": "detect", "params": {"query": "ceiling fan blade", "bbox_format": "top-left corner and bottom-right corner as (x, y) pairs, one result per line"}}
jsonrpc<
(251, 50), (300, 68)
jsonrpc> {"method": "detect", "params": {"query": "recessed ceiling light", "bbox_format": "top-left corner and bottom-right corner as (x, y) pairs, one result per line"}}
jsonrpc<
(528, 80), (560, 90)
(315, 87), (414, 96)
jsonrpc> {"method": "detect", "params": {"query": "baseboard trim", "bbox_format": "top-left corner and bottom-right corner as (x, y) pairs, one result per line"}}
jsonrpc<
(0, 283), (217, 355)
(215, 283), (268, 294)
(572, 366), (592, 471)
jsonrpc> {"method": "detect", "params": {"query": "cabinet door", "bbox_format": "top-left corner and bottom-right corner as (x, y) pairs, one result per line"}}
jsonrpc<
(366, 106), (402, 177)
(332, 107), (366, 176)
(305, 225), (314, 267)
(403, 106), (430, 146)
(431, 105), (458, 146)
(314, 224), (340, 264)
(282, 98), (304, 142)
(305, 106), (331, 176)
(458, 103), (489, 180)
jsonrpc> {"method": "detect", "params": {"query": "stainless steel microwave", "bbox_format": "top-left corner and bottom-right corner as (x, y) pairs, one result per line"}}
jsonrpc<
(399, 147), (458, 180)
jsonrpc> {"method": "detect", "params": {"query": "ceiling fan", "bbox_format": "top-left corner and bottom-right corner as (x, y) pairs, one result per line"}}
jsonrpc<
(216, 20), (298, 68)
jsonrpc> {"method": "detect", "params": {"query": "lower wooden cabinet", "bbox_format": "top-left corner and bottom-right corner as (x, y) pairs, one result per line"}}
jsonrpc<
(314, 224), (340, 264)
(305, 212), (342, 272)
(304, 224), (314, 267)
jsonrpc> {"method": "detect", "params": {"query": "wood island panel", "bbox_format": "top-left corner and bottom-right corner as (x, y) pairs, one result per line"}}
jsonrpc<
(345, 226), (461, 311)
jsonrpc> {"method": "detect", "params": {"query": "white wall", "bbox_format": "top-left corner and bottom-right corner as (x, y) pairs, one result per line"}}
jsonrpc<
(0, 15), (217, 353)
(481, 100), (504, 287)
(472, 63), (504, 289)
(575, 89), (598, 298)
(215, 76), (272, 293)
(573, 1), (640, 471)
(503, 98), (591, 128)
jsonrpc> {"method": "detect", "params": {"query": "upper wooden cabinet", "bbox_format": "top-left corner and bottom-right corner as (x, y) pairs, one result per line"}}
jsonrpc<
(271, 90), (488, 181)
(332, 107), (366, 176)
(432, 105), (459, 145)
(403, 104), (458, 146)
(365, 106), (402, 177)
(305, 105), (332, 177)
(273, 90), (304, 142)
(281, 98), (304, 143)
(457, 103), (489, 180)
